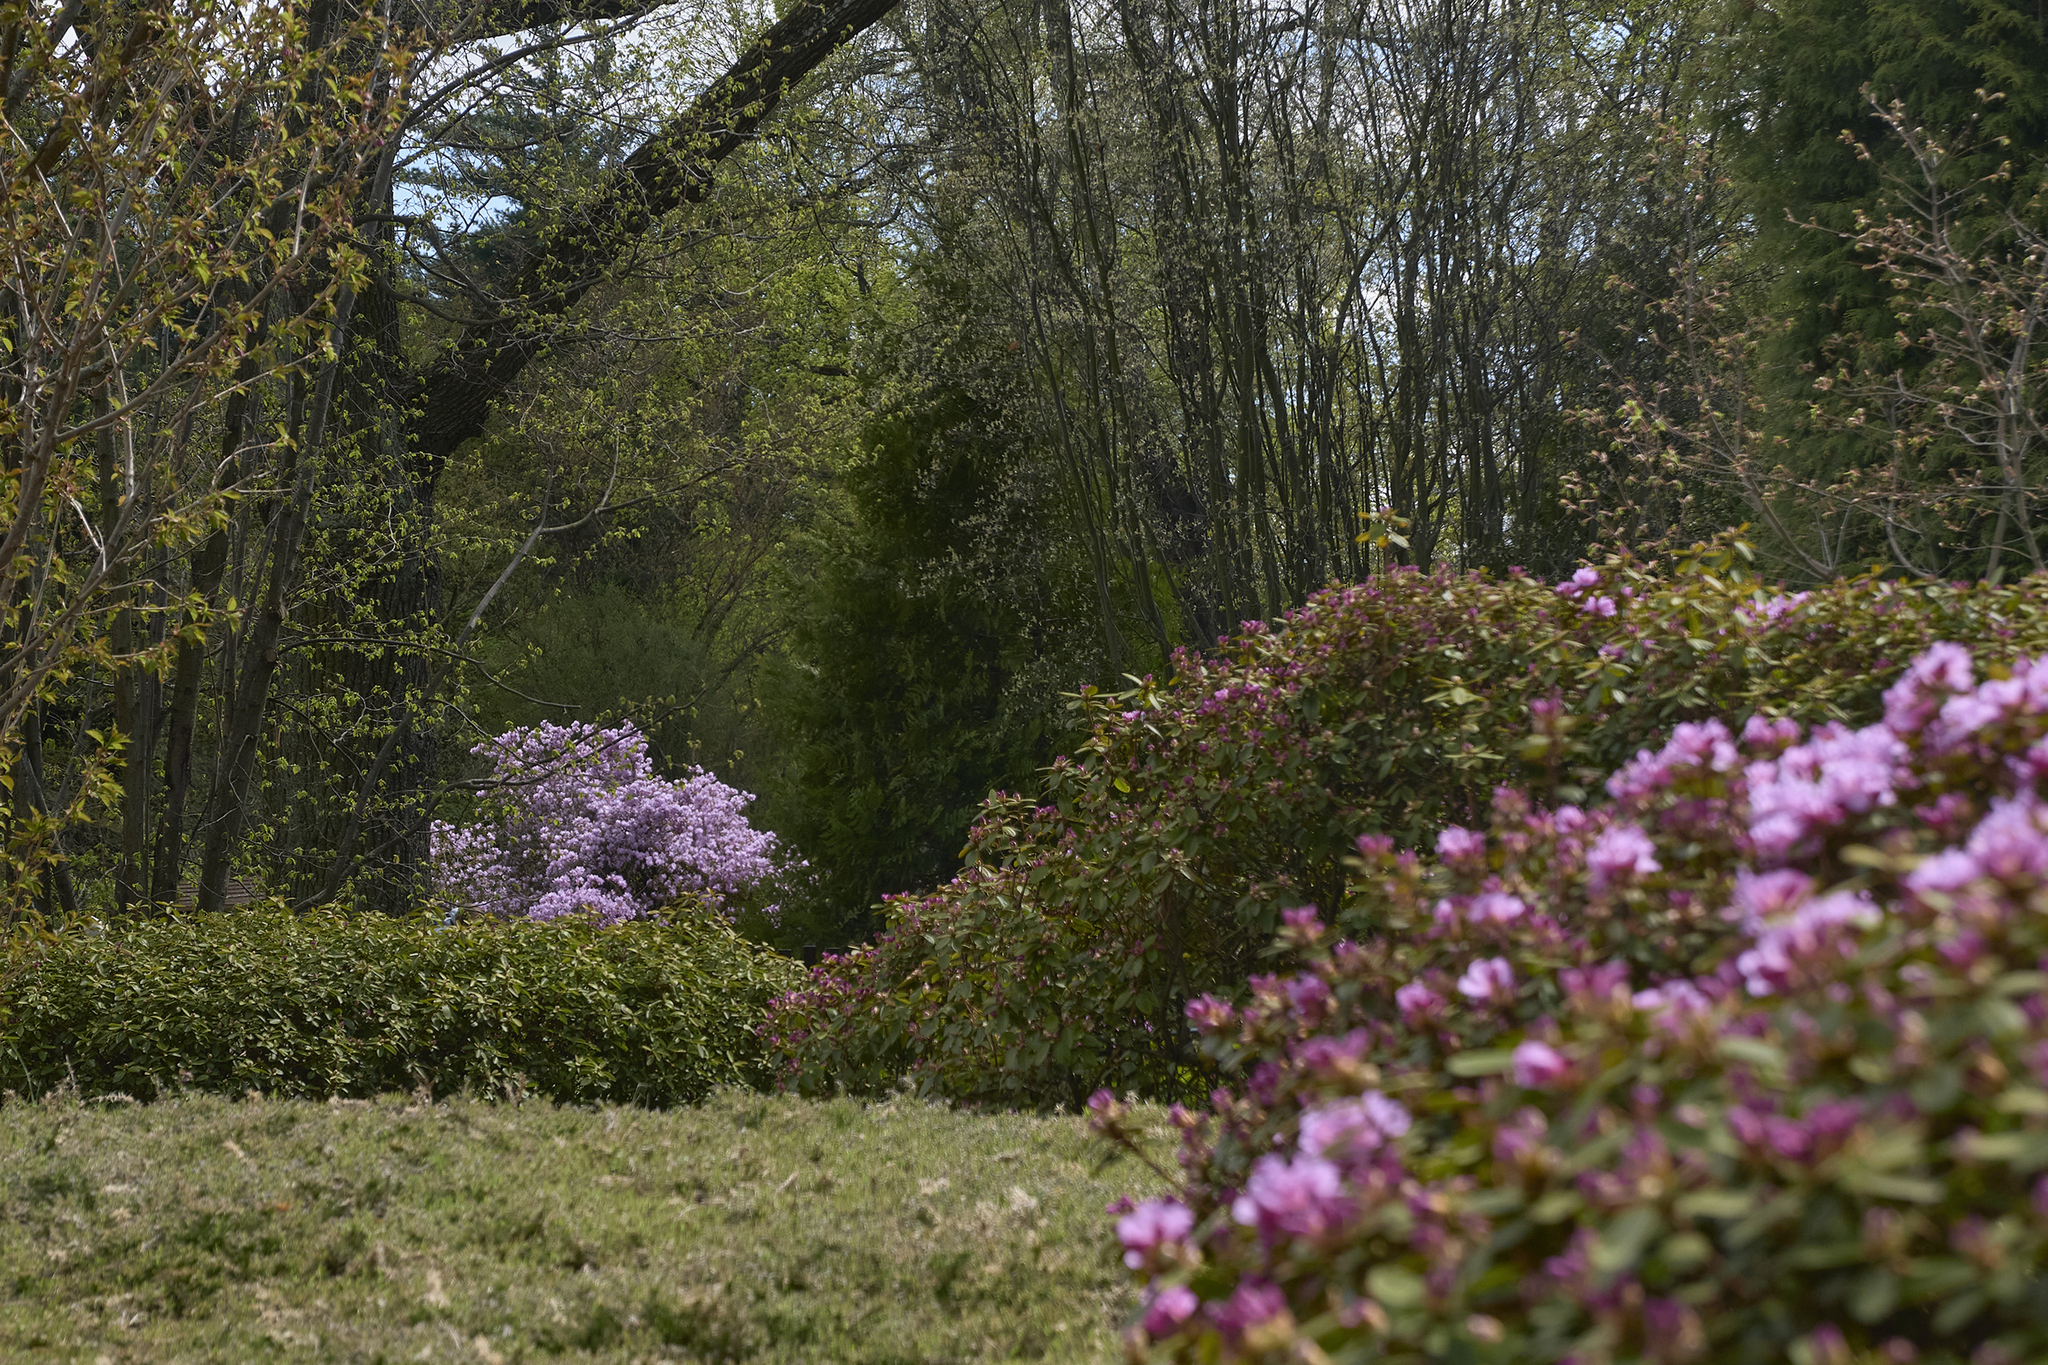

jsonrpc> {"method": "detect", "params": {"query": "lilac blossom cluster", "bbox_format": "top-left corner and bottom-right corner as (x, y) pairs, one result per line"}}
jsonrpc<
(431, 722), (775, 926)
(1092, 638), (2048, 1364)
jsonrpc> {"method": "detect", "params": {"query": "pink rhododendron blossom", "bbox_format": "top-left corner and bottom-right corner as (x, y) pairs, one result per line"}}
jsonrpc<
(1283, 973), (1332, 1023)
(1185, 994), (1236, 1032)
(1735, 889), (1881, 996)
(1745, 724), (1910, 862)
(1743, 712), (1802, 752)
(1881, 641), (1974, 735)
(1117, 1198), (1194, 1268)
(1457, 956), (1515, 1002)
(1561, 960), (1631, 1010)
(1587, 822), (1660, 890)
(1395, 981), (1444, 1024)
(1744, 591), (1811, 623)
(1554, 567), (1601, 597)
(1297, 1092), (1410, 1158)
(1356, 833), (1395, 859)
(1142, 1284), (1200, 1337)
(1606, 719), (1740, 802)
(1212, 1280), (1291, 1341)
(1280, 905), (1326, 936)
(1632, 979), (1715, 1027)
(1469, 890), (1528, 924)
(1907, 848), (1981, 896)
(1231, 1153), (1346, 1239)
(1726, 868), (1815, 934)
(1293, 1030), (1370, 1079)
(1963, 795), (2048, 883)
(1511, 1039), (1572, 1088)
(1436, 825), (1487, 864)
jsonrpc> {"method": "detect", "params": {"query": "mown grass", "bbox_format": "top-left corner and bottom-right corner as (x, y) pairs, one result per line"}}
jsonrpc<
(0, 1088), (1164, 1363)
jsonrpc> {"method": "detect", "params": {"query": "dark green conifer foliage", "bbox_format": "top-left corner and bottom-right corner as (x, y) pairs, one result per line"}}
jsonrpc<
(1741, 0), (2048, 359)
(1728, 0), (2047, 575)
(763, 392), (1100, 946)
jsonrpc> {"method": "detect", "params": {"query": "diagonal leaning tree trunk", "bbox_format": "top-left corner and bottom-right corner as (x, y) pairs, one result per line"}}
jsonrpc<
(189, 0), (905, 912)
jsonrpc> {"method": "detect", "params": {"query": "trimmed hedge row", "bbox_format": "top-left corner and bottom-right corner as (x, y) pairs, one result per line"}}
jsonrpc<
(768, 545), (2048, 1106)
(1, 907), (800, 1106)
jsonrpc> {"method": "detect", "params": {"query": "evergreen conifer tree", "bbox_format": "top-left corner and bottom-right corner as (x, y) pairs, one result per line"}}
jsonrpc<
(1741, 0), (2047, 358)
(1728, 0), (2048, 575)
(762, 389), (1107, 943)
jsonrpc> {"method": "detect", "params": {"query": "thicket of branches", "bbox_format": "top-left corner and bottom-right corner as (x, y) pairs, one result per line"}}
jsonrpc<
(5, 0), (2043, 931)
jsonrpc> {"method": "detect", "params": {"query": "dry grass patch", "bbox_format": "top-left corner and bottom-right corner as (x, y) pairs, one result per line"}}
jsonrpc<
(0, 1087), (1163, 1363)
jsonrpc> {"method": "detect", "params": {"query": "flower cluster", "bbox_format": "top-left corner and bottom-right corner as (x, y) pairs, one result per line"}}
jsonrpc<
(1093, 640), (2048, 1364)
(431, 722), (776, 925)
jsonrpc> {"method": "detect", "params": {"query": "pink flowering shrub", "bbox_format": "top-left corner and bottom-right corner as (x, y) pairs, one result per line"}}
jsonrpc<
(1091, 639), (2048, 1363)
(431, 722), (776, 925)
(768, 545), (2048, 1106)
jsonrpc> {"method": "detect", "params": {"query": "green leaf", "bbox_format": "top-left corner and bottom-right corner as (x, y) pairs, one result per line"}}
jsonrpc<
(1838, 1171), (1943, 1203)
(1365, 1264), (1425, 1308)
(1931, 1289), (1986, 1335)
(1909, 1066), (1964, 1115)
(1994, 1086), (2048, 1116)
(1715, 1035), (1787, 1074)
(1675, 1188), (1756, 1220)
(1446, 1050), (1514, 1077)
(1591, 1207), (1661, 1276)
(1850, 1268), (1901, 1323)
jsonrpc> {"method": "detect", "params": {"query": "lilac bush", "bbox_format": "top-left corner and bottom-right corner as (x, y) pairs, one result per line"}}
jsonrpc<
(1092, 636), (2048, 1364)
(431, 721), (776, 925)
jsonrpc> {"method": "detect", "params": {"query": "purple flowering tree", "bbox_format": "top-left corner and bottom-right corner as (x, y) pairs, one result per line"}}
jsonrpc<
(1092, 636), (2048, 1363)
(431, 722), (776, 926)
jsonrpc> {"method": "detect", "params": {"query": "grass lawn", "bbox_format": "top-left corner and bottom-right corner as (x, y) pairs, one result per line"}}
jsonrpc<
(0, 1088), (1164, 1363)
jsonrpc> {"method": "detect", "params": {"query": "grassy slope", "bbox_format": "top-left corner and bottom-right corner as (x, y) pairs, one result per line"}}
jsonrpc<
(0, 1089), (1162, 1364)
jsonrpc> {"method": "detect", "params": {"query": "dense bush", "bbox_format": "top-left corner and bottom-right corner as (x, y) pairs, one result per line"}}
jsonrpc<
(432, 721), (777, 925)
(768, 547), (2048, 1106)
(1090, 639), (2048, 1363)
(0, 907), (799, 1105)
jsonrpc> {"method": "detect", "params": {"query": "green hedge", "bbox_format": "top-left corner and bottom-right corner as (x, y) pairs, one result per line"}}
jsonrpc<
(769, 544), (2048, 1106)
(0, 907), (801, 1106)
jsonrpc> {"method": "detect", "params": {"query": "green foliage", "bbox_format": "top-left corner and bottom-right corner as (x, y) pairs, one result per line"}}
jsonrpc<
(1727, 0), (2048, 572)
(770, 544), (2048, 1107)
(761, 387), (1108, 945)
(0, 908), (799, 1107)
(1738, 0), (2048, 361)
(463, 584), (765, 780)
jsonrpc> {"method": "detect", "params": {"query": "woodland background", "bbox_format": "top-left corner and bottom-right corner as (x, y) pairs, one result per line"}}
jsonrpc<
(6, 0), (2045, 944)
